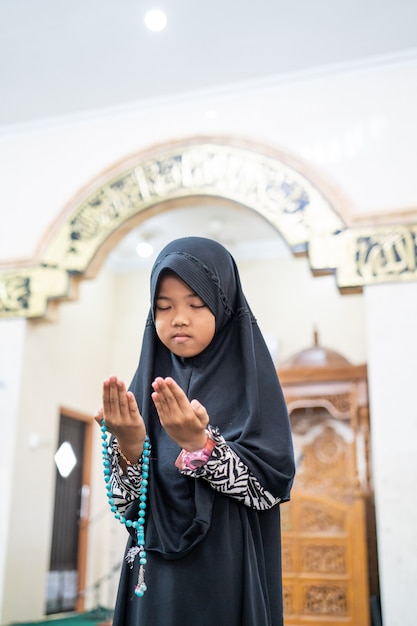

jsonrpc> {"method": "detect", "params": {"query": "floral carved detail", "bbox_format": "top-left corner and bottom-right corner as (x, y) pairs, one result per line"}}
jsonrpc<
(295, 424), (357, 498)
(287, 395), (352, 421)
(303, 544), (346, 573)
(321, 392), (351, 414)
(281, 541), (295, 572)
(304, 585), (348, 615)
(300, 504), (345, 533)
(283, 584), (294, 615)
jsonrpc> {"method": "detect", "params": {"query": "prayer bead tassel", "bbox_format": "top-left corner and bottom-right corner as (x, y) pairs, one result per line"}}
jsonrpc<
(101, 420), (150, 598)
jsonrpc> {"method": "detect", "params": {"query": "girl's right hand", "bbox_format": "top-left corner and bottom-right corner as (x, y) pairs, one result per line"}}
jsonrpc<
(95, 375), (147, 463)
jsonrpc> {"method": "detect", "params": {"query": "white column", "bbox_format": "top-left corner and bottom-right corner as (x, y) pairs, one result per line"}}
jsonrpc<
(0, 318), (27, 624)
(364, 281), (417, 626)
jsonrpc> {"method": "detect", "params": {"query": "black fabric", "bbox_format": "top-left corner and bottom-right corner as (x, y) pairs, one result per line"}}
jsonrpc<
(112, 237), (295, 626)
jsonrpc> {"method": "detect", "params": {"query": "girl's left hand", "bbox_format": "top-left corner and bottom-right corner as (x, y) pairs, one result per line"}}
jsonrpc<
(151, 376), (209, 451)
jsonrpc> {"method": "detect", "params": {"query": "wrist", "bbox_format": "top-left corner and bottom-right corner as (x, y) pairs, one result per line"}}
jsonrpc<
(115, 440), (145, 465)
(175, 430), (216, 470)
(182, 431), (209, 452)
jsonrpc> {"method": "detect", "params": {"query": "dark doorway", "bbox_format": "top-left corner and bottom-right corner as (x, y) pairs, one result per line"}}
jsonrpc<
(46, 409), (92, 614)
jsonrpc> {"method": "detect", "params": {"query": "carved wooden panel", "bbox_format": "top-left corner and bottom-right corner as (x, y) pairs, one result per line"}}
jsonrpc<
(279, 367), (374, 625)
(282, 493), (370, 625)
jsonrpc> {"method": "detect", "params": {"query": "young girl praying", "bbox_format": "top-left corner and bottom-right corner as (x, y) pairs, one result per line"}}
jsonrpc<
(97, 237), (295, 626)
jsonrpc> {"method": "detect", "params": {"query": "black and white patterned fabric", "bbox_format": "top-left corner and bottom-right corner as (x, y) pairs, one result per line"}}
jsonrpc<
(109, 425), (279, 514)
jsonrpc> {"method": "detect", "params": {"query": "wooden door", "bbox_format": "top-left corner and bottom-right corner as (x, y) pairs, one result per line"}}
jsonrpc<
(278, 364), (376, 625)
(46, 408), (93, 614)
(282, 491), (370, 624)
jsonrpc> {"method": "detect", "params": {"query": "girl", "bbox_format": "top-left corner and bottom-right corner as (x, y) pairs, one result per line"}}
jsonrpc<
(98, 237), (295, 625)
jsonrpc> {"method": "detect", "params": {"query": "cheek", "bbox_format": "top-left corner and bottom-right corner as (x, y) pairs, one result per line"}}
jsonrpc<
(154, 319), (165, 340)
(204, 318), (216, 343)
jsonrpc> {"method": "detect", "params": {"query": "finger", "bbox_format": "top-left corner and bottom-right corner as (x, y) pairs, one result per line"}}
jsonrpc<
(109, 376), (122, 410)
(126, 390), (141, 418)
(102, 376), (133, 427)
(158, 377), (189, 409)
(103, 375), (120, 412)
(102, 378), (112, 415)
(151, 391), (162, 416)
(190, 398), (209, 428)
(151, 382), (173, 417)
(151, 387), (178, 424)
(151, 378), (176, 417)
(116, 379), (131, 418)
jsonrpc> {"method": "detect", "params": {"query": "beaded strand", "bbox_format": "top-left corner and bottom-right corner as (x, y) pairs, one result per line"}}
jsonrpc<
(101, 420), (151, 597)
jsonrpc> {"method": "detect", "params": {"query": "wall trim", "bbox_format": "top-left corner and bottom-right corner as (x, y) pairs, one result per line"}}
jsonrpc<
(0, 137), (416, 319)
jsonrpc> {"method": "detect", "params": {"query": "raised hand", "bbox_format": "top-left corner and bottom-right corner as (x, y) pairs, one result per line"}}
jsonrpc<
(151, 376), (209, 451)
(95, 375), (147, 463)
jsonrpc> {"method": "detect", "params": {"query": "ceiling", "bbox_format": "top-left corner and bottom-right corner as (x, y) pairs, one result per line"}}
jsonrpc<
(2, 0), (417, 128)
(2, 0), (417, 268)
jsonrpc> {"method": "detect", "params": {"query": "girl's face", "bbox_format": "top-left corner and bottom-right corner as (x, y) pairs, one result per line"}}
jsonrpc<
(155, 273), (215, 358)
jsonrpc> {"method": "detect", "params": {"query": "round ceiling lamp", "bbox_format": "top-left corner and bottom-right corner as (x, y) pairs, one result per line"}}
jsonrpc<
(144, 9), (167, 32)
(136, 241), (154, 258)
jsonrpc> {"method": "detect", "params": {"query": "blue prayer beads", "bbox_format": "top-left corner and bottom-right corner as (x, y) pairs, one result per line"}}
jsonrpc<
(101, 420), (150, 597)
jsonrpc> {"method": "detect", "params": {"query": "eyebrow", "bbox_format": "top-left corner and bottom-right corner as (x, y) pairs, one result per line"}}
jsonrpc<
(156, 291), (201, 301)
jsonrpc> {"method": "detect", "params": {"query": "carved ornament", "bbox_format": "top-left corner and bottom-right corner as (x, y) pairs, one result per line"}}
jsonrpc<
(1, 139), (416, 319)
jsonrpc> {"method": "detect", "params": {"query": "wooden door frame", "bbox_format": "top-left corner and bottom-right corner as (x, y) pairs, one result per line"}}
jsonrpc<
(58, 406), (93, 613)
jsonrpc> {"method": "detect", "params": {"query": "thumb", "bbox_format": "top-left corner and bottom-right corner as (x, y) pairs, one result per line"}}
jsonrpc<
(190, 398), (209, 425)
(94, 407), (104, 426)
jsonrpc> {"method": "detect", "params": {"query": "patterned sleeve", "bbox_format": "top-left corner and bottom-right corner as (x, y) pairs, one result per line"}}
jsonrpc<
(108, 427), (280, 514)
(179, 426), (281, 510)
(107, 439), (143, 515)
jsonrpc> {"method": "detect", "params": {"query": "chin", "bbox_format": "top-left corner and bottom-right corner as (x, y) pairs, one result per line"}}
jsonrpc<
(171, 345), (198, 358)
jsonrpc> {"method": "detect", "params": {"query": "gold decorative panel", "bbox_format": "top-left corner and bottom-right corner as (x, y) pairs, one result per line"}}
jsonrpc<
(0, 266), (69, 318)
(309, 224), (417, 288)
(1, 138), (416, 319)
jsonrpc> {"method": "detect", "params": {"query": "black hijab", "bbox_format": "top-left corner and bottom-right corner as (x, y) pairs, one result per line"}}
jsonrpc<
(127, 236), (294, 559)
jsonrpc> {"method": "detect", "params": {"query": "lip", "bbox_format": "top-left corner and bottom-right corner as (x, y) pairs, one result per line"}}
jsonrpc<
(173, 334), (190, 344)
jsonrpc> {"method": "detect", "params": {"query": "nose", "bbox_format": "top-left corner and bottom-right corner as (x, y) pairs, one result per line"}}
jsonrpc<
(171, 307), (189, 327)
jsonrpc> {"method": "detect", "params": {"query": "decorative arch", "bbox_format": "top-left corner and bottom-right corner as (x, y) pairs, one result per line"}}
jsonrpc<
(1, 137), (416, 320)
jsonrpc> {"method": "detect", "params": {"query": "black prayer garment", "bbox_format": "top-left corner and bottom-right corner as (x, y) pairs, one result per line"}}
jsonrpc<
(111, 237), (295, 626)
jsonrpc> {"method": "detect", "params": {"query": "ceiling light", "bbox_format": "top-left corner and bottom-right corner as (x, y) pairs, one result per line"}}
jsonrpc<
(136, 241), (154, 258)
(208, 217), (224, 236)
(144, 9), (167, 32)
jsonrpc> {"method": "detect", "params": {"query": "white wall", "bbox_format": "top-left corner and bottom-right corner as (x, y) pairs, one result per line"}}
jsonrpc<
(0, 269), (124, 622)
(365, 281), (417, 626)
(1, 55), (417, 624)
(0, 320), (26, 619)
(239, 254), (367, 364)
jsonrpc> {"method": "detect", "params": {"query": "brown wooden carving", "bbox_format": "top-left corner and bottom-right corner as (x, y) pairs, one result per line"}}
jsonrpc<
(279, 342), (378, 625)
